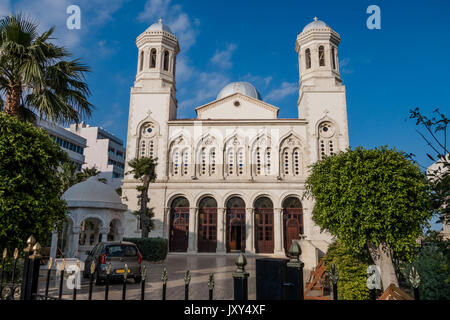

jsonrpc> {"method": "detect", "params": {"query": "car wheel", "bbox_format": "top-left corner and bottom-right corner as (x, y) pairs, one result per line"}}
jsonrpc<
(134, 276), (142, 284)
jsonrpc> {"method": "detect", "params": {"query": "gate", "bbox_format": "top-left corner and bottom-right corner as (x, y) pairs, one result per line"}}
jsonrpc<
(169, 208), (189, 252)
(255, 208), (274, 253)
(198, 207), (217, 253)
(283, 208), (303, 252)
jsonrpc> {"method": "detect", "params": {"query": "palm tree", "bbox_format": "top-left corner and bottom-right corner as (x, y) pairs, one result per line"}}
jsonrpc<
(0, 13), (93, 123)
(126, 157), (158, 237)
(59, 161), (79, 192)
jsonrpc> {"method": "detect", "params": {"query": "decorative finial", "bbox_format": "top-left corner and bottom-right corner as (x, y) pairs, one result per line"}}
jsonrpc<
(409, 266), (420, 289)
(235, 252), (247, 273)
(184, 270), (191, 285)
(208, 273), (215, 290)
(158, 18), (162, 24)
(141, 265), (147, 281)
(313, 17), (318, 21)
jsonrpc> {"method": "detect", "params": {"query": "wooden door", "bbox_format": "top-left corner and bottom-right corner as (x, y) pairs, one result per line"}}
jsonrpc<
(198, 207), (217, 252)
(169, 208), (189, 252)
(226, 208), (245, 252)
(255, 208), (274, 253)
(283, 208), (303, 252)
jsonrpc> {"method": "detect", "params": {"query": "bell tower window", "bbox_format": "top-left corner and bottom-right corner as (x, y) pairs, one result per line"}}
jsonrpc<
(319, 46), (325, 66)
(331, 47), (336, 69)
(305, 49), (311, 69)
(318, 121), (337, 160)
(150, 49), (156, 68)
(163, 50), (169, 71)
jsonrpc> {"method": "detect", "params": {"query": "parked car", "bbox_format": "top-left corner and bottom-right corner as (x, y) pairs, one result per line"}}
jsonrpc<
(83, 241), (143, 284)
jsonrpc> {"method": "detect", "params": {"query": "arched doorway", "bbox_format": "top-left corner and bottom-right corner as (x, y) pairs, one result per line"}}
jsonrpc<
(282, 197), (303, 252)
(197, 197), (217, 253)
(169, 196), (190, 252)
(254, 197), (274, 253)
(226, 197), (246, 252)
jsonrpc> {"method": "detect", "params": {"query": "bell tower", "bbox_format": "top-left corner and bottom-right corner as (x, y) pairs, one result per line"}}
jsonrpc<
(295, 18), (349, 162)
(122, 19), (180, 238)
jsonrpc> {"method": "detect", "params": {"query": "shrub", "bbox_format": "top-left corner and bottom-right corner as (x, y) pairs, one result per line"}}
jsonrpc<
(323, 240), (371, 300)
(123, 237), (168, 262)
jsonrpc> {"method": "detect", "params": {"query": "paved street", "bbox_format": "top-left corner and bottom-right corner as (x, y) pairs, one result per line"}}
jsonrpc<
(38, 254), (264, 300)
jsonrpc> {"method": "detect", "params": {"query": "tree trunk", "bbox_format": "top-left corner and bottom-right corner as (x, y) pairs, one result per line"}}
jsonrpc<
(368, 242), (399, 290)
(5, 85), (22, 118)
(140, 179), (150, 238)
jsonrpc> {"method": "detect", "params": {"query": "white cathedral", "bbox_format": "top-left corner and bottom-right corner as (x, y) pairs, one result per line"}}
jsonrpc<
(121, 17), (349, 270)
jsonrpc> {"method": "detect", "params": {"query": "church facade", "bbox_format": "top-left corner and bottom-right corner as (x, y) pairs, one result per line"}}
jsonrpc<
(122, 18), (349, 269)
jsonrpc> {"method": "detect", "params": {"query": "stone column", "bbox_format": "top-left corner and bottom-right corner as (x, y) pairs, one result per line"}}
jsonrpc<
(117, 227), (125, 241)
(274, 208), (284, 255)
(100, 226), (110, 243)
(188, 207), (197, 253)
(71, 226), (81, 258)
(245, 208), (255, 254)
(50, 230), (58, 259)
(216, 207), (226, 253)
(162, 207), (169, 239)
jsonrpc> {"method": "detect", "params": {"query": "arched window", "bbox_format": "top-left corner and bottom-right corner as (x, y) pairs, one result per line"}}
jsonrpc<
(227, 148), (234, 175)
(210, 149), (216, 175)
(318, 121), (337, 160)
(256, 148), (261, 175)
(163, 50), (169, 71)
(150, 48), (157, 68)
(293, 148), (300, 176)
(319, 46), (325, 66)
(283, 148), (290, 175)
(182, 149), (189, 175)
(139, 51), (144, 71)
(265, 148), (271, 175)
(238, 148), (244, 175)
(331, 47), (336, 69)
(173, 149), (180, 176)
(305, 48), (311, 69)
(224, 136), (245, 177)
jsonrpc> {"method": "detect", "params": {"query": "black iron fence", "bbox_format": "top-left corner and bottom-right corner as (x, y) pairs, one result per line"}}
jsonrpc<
(0, 235), (422, 301)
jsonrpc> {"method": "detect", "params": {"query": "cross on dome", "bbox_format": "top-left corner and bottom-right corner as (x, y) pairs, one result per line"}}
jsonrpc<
(313, 17), (318, 21)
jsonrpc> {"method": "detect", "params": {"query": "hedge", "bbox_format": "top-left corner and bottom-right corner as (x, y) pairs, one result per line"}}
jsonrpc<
(123, 237), (168, 262)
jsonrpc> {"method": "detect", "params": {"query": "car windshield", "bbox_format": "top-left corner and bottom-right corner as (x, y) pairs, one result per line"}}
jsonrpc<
(105, 245), (138, 257)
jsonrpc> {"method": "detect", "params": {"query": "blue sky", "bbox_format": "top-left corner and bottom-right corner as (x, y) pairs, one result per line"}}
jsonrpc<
(4, 0), (449, 227)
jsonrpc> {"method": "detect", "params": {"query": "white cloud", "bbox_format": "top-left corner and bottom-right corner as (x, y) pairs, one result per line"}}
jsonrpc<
(138, 0), (199, 50)
(210, 43), (237, 69)
(0, 0), (11, 18)
(12, 0), (127, 50)
(339, 57), (353, 74)
(264, 82), (298, 102)
(240, 73), (273, 90)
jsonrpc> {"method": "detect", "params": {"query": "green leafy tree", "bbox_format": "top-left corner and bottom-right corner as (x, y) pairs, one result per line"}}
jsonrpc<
(401, 231), (450, 300)
(0, 13), (93, 123)
(323, 240), (371, 300)
(0, 113), (67, 251)
(305, 146), (432, 289)
(126, 157), (157, 238)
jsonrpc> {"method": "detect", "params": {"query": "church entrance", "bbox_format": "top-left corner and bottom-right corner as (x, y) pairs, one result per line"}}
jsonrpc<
(197, 197), (217, 253)
(283, 197), (303, 252)
(169, 197), (189, 252)
(254, 197), (274, 254)
(226, 197), (246, 252)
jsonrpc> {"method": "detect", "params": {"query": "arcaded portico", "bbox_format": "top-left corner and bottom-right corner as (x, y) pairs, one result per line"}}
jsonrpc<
(50, 177), (127, 261)
(163, 193), (304, 256)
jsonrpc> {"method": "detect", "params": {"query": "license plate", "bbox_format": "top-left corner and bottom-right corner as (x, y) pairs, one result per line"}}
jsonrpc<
(115, 269), (130, 274)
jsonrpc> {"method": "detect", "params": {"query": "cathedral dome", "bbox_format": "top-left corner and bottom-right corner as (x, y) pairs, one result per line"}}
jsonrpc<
(146, 18), (173, 34)
(302, 17), (329, 32)
(217, 82), (262, 100)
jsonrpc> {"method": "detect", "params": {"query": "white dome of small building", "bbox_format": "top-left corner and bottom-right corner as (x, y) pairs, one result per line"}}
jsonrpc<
(145, 18), (173, 34)
(62, 176), (125, 210)
(302, 17), (330, 32)
(217, 82), (263, 100)
(51, 176), (128, 261)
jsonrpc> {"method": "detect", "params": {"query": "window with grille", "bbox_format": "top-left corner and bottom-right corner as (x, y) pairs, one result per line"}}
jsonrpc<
(228, 149), (234, 175)
(319, 46), (325, 66)
(238, 148), (244, 175)
(256, 148), (261, 175)
(183, 150), (189, 175)
(293, 148), (300, 176)
(201, 148), (207, 175)
(150, 48), (156, 68)
(210, 149), (216, 175)
(173, 150), (179, 175)
(305, 48), (311, 69)
(265, 148), (271, 175)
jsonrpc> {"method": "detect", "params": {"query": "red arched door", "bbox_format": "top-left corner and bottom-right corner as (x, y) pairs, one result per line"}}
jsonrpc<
(198, 197), (217, 253)
(254, 197), (274, 254)
(282, 197), (303, 252)
(226, 197), (246, 252)
(169, 197), (189, 252)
